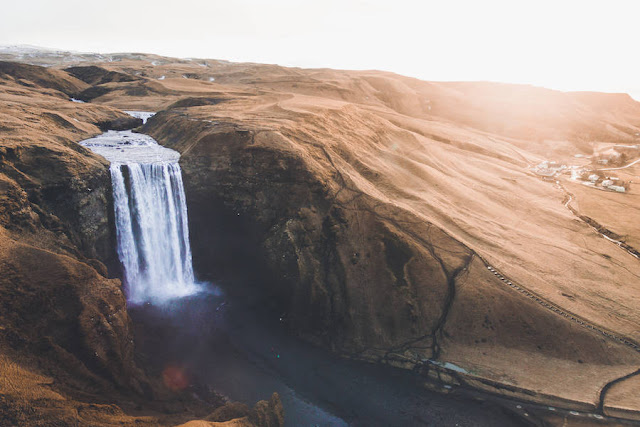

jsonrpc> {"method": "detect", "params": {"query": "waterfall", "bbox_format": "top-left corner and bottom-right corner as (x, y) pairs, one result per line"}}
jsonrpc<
(80, 116), (200, 304)
(110, 162), (199, 304)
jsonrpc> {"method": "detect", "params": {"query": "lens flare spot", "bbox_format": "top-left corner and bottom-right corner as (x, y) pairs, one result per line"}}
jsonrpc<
(162, 365), (190, 391)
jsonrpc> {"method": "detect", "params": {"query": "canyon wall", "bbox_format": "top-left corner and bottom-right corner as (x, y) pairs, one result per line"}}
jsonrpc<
(0, 61), (155, 424)
(146, 104), (639, 413)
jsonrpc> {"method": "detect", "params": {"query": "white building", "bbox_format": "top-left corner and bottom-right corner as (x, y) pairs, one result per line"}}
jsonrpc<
(601, 179), (614, 187)
(588, 174), (599, 182)
(609, 185), (626, 193)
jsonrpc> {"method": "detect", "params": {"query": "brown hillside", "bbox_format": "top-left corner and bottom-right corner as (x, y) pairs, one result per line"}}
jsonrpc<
(1, 51), (639, 422)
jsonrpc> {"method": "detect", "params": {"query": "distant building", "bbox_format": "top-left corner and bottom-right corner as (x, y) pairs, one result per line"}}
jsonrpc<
(588, 174), (599, 182)
(609, 185), (626, 193)
(602, 179), (614, 187)
(535, 169), (556, 177)
(571, 169), (585, 180)
(534, 160), (566, 178)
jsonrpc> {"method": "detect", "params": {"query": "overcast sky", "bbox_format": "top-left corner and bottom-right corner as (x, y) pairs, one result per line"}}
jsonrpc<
(1, 0), (639, 99)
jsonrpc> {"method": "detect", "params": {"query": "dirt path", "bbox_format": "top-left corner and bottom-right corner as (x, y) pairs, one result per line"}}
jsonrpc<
(557, 182), (640, 260)
(600, 158), (640, 171)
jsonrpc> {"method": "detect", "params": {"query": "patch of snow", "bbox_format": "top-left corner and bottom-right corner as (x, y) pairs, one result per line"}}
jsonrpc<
(0, 44), (61, 54)
(158, 75), (165, 80)
(70, 98), (85, 103)
(209, 77), (215, 82)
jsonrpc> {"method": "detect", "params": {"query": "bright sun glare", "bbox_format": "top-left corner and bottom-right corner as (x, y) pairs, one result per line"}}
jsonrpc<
(0, 0), (638, 99)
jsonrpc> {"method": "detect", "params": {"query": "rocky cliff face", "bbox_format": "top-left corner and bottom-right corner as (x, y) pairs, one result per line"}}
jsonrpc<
(0, 142), (139, 387)
(0, 61), (152, 424)
(146, 119), (466, 353)
(145, 106), (638, 381)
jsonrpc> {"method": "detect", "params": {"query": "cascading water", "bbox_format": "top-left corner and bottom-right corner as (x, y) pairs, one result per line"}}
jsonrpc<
(80, 112), (200, 304)
(110, 162), (199, 303)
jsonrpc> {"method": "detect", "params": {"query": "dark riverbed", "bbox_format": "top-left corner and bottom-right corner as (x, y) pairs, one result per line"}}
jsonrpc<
(130, 286), (527, 426)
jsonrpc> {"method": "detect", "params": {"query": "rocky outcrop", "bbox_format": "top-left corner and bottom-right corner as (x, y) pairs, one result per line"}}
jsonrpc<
(96, 116), (143, 131)
(0, 134), (117, 268)
(201, 394), (284, 426)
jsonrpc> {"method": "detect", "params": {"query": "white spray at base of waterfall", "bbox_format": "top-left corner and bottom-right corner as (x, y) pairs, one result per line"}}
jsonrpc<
(111, 161), (201, 304)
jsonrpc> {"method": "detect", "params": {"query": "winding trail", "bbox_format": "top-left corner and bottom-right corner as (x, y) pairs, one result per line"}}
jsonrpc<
(346, 186), (640, 357)
(556, 182), (640, 260)
(599, 157), (640, 171)
(481, 260), (640, 352)
(597, 368), (640, 414)
(544, 179), (640, 416)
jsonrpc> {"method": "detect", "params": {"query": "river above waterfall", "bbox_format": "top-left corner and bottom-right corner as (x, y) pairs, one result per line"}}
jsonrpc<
(80, 111), (174, 164)
(80, 129), (179, 164)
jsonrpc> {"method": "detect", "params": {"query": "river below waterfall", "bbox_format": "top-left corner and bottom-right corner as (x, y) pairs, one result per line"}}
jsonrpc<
(130, 290), (526, 427)
(80, 115), (527, 426)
